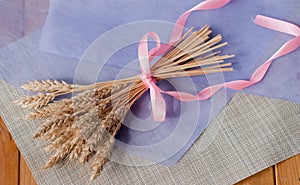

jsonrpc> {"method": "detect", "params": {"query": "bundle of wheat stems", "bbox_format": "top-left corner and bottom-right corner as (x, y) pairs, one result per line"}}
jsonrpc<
(17, 25), (234, 180)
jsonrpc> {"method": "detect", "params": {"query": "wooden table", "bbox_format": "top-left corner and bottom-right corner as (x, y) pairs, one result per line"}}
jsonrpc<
(1, 1), (299, 184)
(1, 117), (299, 184)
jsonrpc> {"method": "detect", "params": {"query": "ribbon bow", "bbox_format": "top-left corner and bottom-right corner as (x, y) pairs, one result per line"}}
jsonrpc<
(138, 0), (300, 122)
(138, 32), (166, 122)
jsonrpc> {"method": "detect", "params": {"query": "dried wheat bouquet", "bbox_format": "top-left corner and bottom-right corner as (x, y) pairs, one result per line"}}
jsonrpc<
(17, 25), (234, 180)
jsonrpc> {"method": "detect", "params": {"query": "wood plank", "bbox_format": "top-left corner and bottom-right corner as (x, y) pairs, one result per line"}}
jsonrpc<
(20, 155), (37, 185)
(235, 167), (275, 185)
(276, 154), (300, 185)
(0, 117), (20, 185)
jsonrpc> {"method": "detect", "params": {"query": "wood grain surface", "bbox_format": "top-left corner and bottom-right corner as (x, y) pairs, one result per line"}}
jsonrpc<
(20, 157), (37, 185)
(0, 117), (19, 185)
(235, 167), (275, 185)
(275, 155), (300, 185)
(0, 0), (299, 184)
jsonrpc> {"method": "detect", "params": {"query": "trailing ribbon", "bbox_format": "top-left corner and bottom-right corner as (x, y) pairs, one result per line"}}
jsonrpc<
(138, 0), (300, 122)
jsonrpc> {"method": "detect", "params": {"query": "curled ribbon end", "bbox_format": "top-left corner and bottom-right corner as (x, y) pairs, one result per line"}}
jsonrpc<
(151, 96), (166, 122)
(153, 116), (166, 122)
(254, 15), (263, 22)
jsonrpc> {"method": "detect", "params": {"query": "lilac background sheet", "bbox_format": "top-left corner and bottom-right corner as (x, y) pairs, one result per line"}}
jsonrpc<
(39, 0), (300, 102)
(0, 0), (300, 165)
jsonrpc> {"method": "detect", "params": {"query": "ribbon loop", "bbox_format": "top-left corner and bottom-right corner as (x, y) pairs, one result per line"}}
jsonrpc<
(138, 32), (166, 121)
(138, 32), (161, 75)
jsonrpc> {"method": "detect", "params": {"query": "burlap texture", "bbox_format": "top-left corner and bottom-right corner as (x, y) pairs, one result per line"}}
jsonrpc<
(0, 80), (299, 185)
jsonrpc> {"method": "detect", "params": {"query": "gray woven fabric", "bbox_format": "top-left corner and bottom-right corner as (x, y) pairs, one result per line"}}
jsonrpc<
(0, 80), (299, 185)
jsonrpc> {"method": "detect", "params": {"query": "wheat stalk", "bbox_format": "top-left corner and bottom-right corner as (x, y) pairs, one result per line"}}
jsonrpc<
(17, 26), (235, 180)
(21, 80), (74, 93)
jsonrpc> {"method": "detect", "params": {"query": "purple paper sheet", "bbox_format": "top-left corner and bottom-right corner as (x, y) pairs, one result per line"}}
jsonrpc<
(1, 0), (300, 165)
(39, 0), (300, 102)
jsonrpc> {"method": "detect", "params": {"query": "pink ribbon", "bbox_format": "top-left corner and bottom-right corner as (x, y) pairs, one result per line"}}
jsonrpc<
(138, 0), (300, 122)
